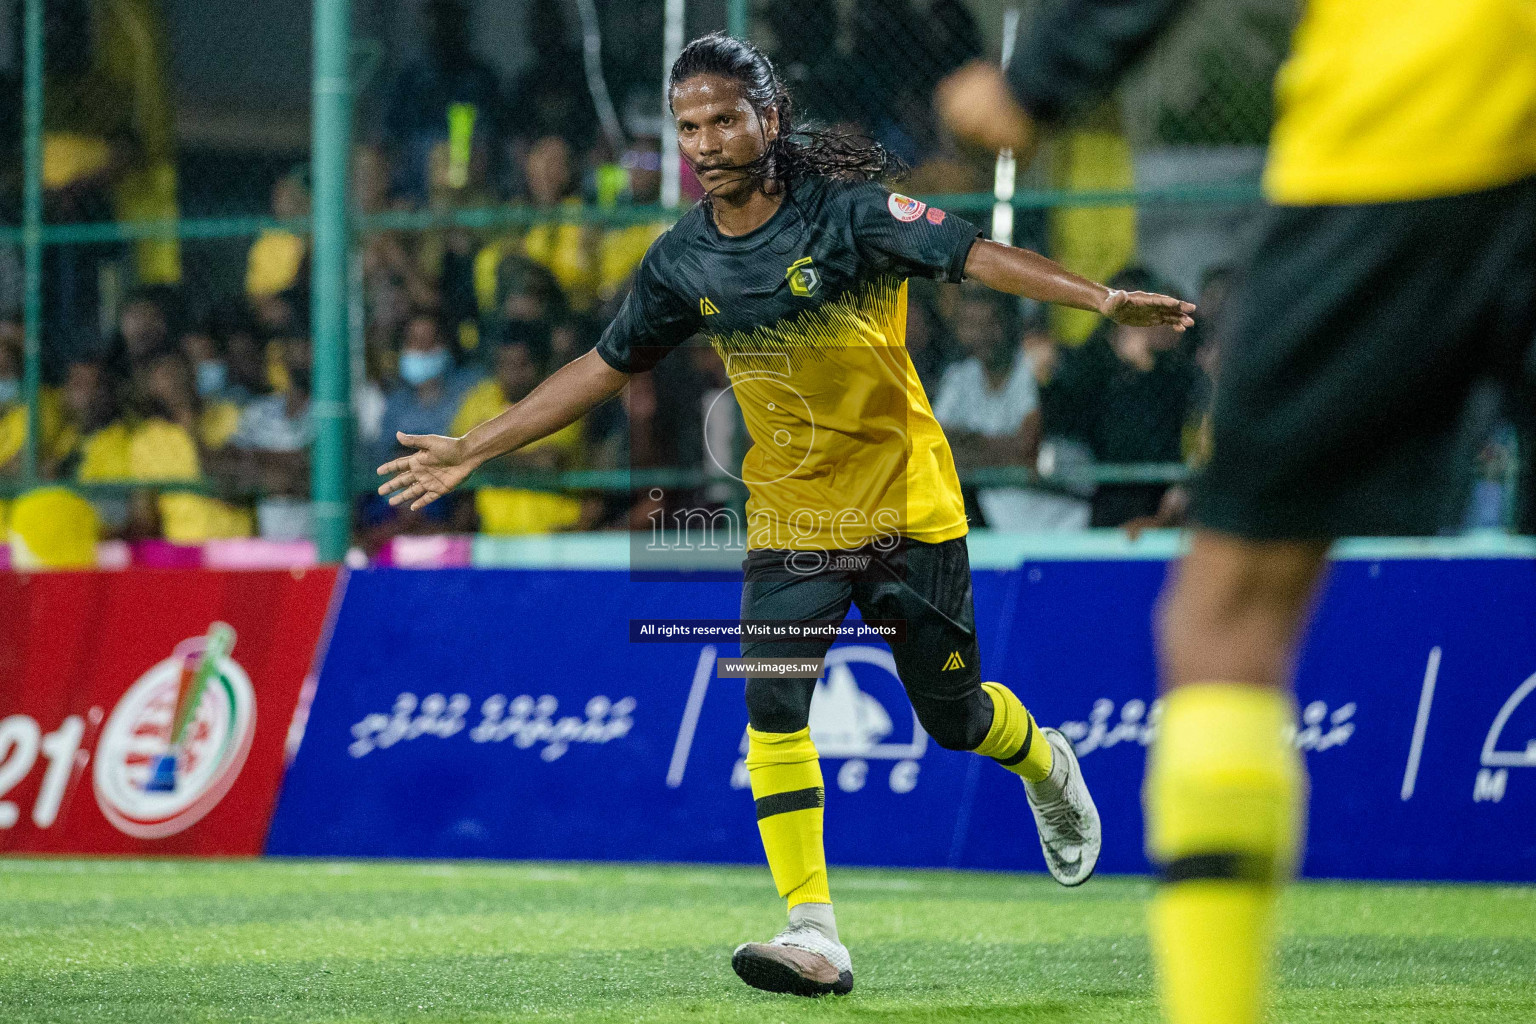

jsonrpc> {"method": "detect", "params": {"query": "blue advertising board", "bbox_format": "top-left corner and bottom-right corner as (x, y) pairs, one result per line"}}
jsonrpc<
(267, 539), (1536, 881)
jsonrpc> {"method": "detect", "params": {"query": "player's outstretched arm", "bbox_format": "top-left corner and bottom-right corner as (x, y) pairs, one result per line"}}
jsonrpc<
(962, 238), (1195, 330)
(376, 348), (631, 511)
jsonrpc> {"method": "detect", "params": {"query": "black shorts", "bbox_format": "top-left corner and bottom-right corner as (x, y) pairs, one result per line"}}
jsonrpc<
(1193, 175), (1536, 539)
(738, 536), (988, 748)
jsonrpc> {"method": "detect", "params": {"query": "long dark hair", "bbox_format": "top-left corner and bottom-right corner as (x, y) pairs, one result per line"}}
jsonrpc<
(667, 33), (893, 195)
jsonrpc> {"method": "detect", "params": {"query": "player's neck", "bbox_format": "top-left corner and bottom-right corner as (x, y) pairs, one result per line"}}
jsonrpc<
(710, 180), (784, 237)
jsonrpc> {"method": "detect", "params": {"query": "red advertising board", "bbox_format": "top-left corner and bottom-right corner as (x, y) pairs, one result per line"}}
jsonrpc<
(0, 568), (339, 855)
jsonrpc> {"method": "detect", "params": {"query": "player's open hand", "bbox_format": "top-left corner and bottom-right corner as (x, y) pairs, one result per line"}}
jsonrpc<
(935, 61), (1037, 159)
(376, 432), (475, 511)
(1100, 290), (1197, 331)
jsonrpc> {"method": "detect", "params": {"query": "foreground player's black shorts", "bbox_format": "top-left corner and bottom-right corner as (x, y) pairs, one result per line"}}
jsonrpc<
(738, 536), (982, 736)
(1193, 175), (1536, 539)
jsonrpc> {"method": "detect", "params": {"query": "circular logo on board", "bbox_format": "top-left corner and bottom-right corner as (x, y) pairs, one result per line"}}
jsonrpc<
(887, 192), (927, 222)
(92, 631), (256, 839)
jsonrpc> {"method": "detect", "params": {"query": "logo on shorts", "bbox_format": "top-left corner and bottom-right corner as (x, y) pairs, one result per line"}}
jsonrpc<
(92, 626), (256, 839)
(784, 256), (821, 298)
(887, 192), (927, 222)
(941, 650), (965, 671)
(925, 207), (947, 226)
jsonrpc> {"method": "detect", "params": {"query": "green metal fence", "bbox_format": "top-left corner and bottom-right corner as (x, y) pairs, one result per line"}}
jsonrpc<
(2, 0), (1524, 556)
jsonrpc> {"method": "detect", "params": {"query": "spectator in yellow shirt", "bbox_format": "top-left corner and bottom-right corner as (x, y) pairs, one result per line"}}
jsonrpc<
(246, 169), (310, 334)
(519, 135), (599, 312)
(597, 135), (672, 305)
(450, 339), (585, 534)
(76, 351), (252, 543)
(0, 326), (70, 477)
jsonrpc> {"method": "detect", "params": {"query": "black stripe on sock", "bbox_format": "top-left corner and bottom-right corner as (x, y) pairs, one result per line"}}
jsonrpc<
(995, 716), (1036, 767)
(1159, 853), (1276, 885)
(755, 787), (825, 820)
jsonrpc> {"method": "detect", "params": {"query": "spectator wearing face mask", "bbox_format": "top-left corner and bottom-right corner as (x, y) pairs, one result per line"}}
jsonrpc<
(375, 310), (483, 470)
(175, 323), (245, 449)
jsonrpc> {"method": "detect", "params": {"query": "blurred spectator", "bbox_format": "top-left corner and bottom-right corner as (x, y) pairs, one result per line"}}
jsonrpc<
(246, 169), (310, 333)
(374, 311), (483, 467)
(905, 281), (952, 396)
(382, 0), (508, 205)
(360, 311), (481, 548)
(77, 350), (252, 543)
(203, 300), (269, 405)
(225, 338), (314, 541)
(416, 140), (495, 344)
(1046, 268), (1204, 528)
(504, 0), (599, 152)
(137, 350), (242, 457)
(765, 0), (853, 125)
(479, 257), (567, 360)
(104, 288), (174, 381)
(933, 288), (1088, 531)
(598, 134), (671, 305)
(0, 321), (68, 477)
(62, 359), (125, 474)
(519, 135), (600, 313)
(40, 0), (138, 360)
(356, 145), (439, 352)
(451, 340), (585, 534)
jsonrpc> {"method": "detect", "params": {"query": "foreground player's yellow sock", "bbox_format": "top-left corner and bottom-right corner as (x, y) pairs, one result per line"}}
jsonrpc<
(745, 726), (831, 907)
(972, 681), (1053, 783)
(1145, 683), (1306, 1024)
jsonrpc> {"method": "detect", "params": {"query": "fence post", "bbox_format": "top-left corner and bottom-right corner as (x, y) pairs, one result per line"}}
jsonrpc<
(311, 0), (353, 562)
(20, 0), (43, 486)
(727, 0), (748, 39)
(660, 0), (685, 208)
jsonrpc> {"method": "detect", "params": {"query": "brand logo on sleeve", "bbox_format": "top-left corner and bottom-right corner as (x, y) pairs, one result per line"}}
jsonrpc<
(700, 297), (720, 315)
(926, 206), (947, 225)
(784, 256), (822, 298)
(887, 192), (927, 222)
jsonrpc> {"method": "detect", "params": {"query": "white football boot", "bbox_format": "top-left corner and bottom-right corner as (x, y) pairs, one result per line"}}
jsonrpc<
(1024, 726), (1102, 886)
(732, 923), (853, 997)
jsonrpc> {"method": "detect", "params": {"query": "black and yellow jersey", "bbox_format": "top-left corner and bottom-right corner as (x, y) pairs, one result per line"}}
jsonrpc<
(596, 178), (982, 551)
(1008, 0), (1536, 204)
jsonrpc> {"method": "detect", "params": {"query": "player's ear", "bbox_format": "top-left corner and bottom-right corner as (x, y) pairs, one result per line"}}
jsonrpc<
(763, 103), (780, 144)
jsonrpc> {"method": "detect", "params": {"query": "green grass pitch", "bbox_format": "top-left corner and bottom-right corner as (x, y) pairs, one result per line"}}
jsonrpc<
(1, 859), (1532, 1023)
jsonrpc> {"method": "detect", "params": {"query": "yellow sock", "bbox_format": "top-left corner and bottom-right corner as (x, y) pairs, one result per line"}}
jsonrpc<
(745, 726), (831, 908)
(1145, 683), (1307, 1024)
(972, 681), (1053, 783)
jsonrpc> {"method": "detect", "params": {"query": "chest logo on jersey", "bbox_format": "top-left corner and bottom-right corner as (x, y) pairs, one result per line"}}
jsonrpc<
(785, 256), (822, 298)
(700, 297), (720, 315)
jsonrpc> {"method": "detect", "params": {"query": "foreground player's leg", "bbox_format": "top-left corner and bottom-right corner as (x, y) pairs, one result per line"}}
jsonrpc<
(732, 725), (853, 996)
(1148, 532), (1327, 1024)
(971, 680), (1101, 884)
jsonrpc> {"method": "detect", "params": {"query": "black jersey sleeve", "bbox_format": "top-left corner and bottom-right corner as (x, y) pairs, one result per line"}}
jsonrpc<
(846, 181), (982, 284)
(595, 237), (699, 374)
(1006, 0), (1190, 126)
